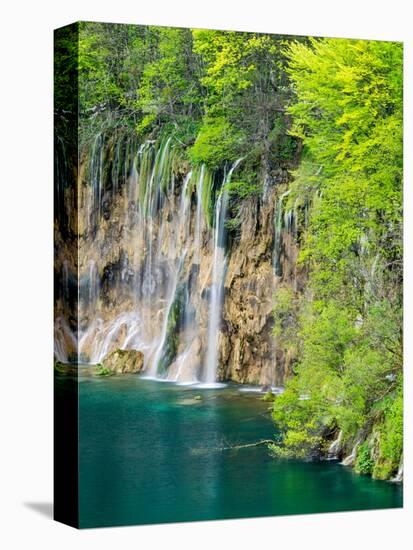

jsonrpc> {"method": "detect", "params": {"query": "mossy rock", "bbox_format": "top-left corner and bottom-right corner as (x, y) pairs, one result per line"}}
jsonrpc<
(102, 349), (145, 374)
(54, 360), (66, 373)
(262, 391), (276, 402)
(95, 364), (115, 377)
(54, 361), (77, 375)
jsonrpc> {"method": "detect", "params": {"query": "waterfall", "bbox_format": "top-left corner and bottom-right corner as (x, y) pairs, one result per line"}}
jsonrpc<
(340, 440), (360, 467)
(54, 317), (77, 363)
(178, 171), (192, 242)
(54, 134), (71, 234)
(202, 190), (228, 385)
(59, 132), (251, 385)
(145, 172), (192, 379)
(89, 133), (104, 228)
(391, 457), (403, 483)
(86, 312), (141, 364)
(273, 189), (290, 276)
(166, 167), (206, 384)
(201, 159), (243, 386)
(327, 431), (342, 460)
(284, 197), (299, 239)
(194, 165), (205, 264)
(88, 260), (99, 307)
(145, 253), (186, 378)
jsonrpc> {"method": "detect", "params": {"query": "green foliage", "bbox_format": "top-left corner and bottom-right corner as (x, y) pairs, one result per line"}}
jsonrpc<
(270, 381), (325, 459)
(190, 29), (297, 179)
(269, 113), (300, 162)
(77, 22), (300, 229)
(225, 179), (261, 200)
(190, 117), (243, 169)
(135, 27), (202, 139)
(222, 172), (263, 234)
(78, 23), (202, 145)
(271, 38), (403, 478)
(54, 24), (79, 114)
(355, 442), (374, 475)
(273, 286), (301, 363)
(96, 365), (114, 376)
(286, 39), (402, 291)
(262, 392), (276, 403)
(77, 23), (145, 143)
(372, 390), (403, 479)
(188, 165), (215, 227)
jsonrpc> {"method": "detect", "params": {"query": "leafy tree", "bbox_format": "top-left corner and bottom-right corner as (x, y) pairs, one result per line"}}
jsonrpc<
(135, 27), (203, 141)
(272, 38), (403, 479)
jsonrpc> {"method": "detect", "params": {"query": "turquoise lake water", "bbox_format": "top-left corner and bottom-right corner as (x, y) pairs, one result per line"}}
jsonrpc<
(78, 375), (402, 528)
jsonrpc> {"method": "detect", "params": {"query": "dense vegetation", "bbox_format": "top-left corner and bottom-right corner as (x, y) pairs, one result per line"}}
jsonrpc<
(74, 23), (403, 480)
(77, 22), (300, 227)
(270, 39), (403, 480)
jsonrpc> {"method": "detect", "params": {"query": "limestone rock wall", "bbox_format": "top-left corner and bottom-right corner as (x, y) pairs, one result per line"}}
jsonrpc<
(55, 137), (303, 386)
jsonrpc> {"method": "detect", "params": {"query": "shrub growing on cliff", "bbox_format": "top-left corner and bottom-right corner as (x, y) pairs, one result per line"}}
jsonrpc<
(271, 38), (403, 479)
(189, 118), (243, 169)
(355, 442), (374, 475)
(372, 390), (403, 479)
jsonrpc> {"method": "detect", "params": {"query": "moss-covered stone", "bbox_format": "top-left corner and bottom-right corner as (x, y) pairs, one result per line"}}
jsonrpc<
(102, 349), (144, 374)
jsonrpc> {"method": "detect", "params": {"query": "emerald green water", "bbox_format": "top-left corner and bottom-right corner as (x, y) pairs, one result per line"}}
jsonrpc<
(78, 375), (402, 528)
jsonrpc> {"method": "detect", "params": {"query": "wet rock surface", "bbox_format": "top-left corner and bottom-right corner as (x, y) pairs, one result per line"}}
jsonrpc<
(102, 349), (144, 374)
(55, 138), (301, 386)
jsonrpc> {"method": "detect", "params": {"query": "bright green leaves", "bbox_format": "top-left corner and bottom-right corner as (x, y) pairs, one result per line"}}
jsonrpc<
(78, 23), (203, 145)
(190, 30), (295, 174)
(270, 371), (337, 459)
(286, 37), (402, 303)
(355, 442), (374, 475)
(286, 38), (402, 169)
(78, 22), (144, 115)
(192, 29), (259, 107)
(189, 117), (244, 169)
(372, 390), (403, 479)
(272, 38), (403, 477)
(224, 179), (262, 200)
(135, 27), (202, 140)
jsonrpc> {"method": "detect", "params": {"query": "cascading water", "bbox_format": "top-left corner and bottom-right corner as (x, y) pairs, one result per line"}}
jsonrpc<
(144, 172), (192, 379)
(327, 431), (342, 460)
(341, 440), (361, 466)
(89, 133), (104, 229)
(201, 191), (228, 386)
(55, 133), (250, 386)
(201, 159), (243, 387)
(194, 165), (205, 264)
(146, 253), (187, 378)
(273, 189), (291, 277)
(392, 456), (403, 483)
(67, 136), (207, 381)
(164, 166), (208, 384)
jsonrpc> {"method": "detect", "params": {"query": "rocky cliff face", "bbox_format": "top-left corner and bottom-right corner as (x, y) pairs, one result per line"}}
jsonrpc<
(222, 181), (286, 385)
(54, 134), (302, 386)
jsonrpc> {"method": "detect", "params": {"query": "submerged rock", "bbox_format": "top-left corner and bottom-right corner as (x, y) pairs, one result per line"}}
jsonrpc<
(177, 397), (203, 406)
(102, 349), (144, 374)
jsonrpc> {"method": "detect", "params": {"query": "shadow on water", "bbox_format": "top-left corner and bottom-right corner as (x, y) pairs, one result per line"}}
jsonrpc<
(24, 502), (53, 519)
